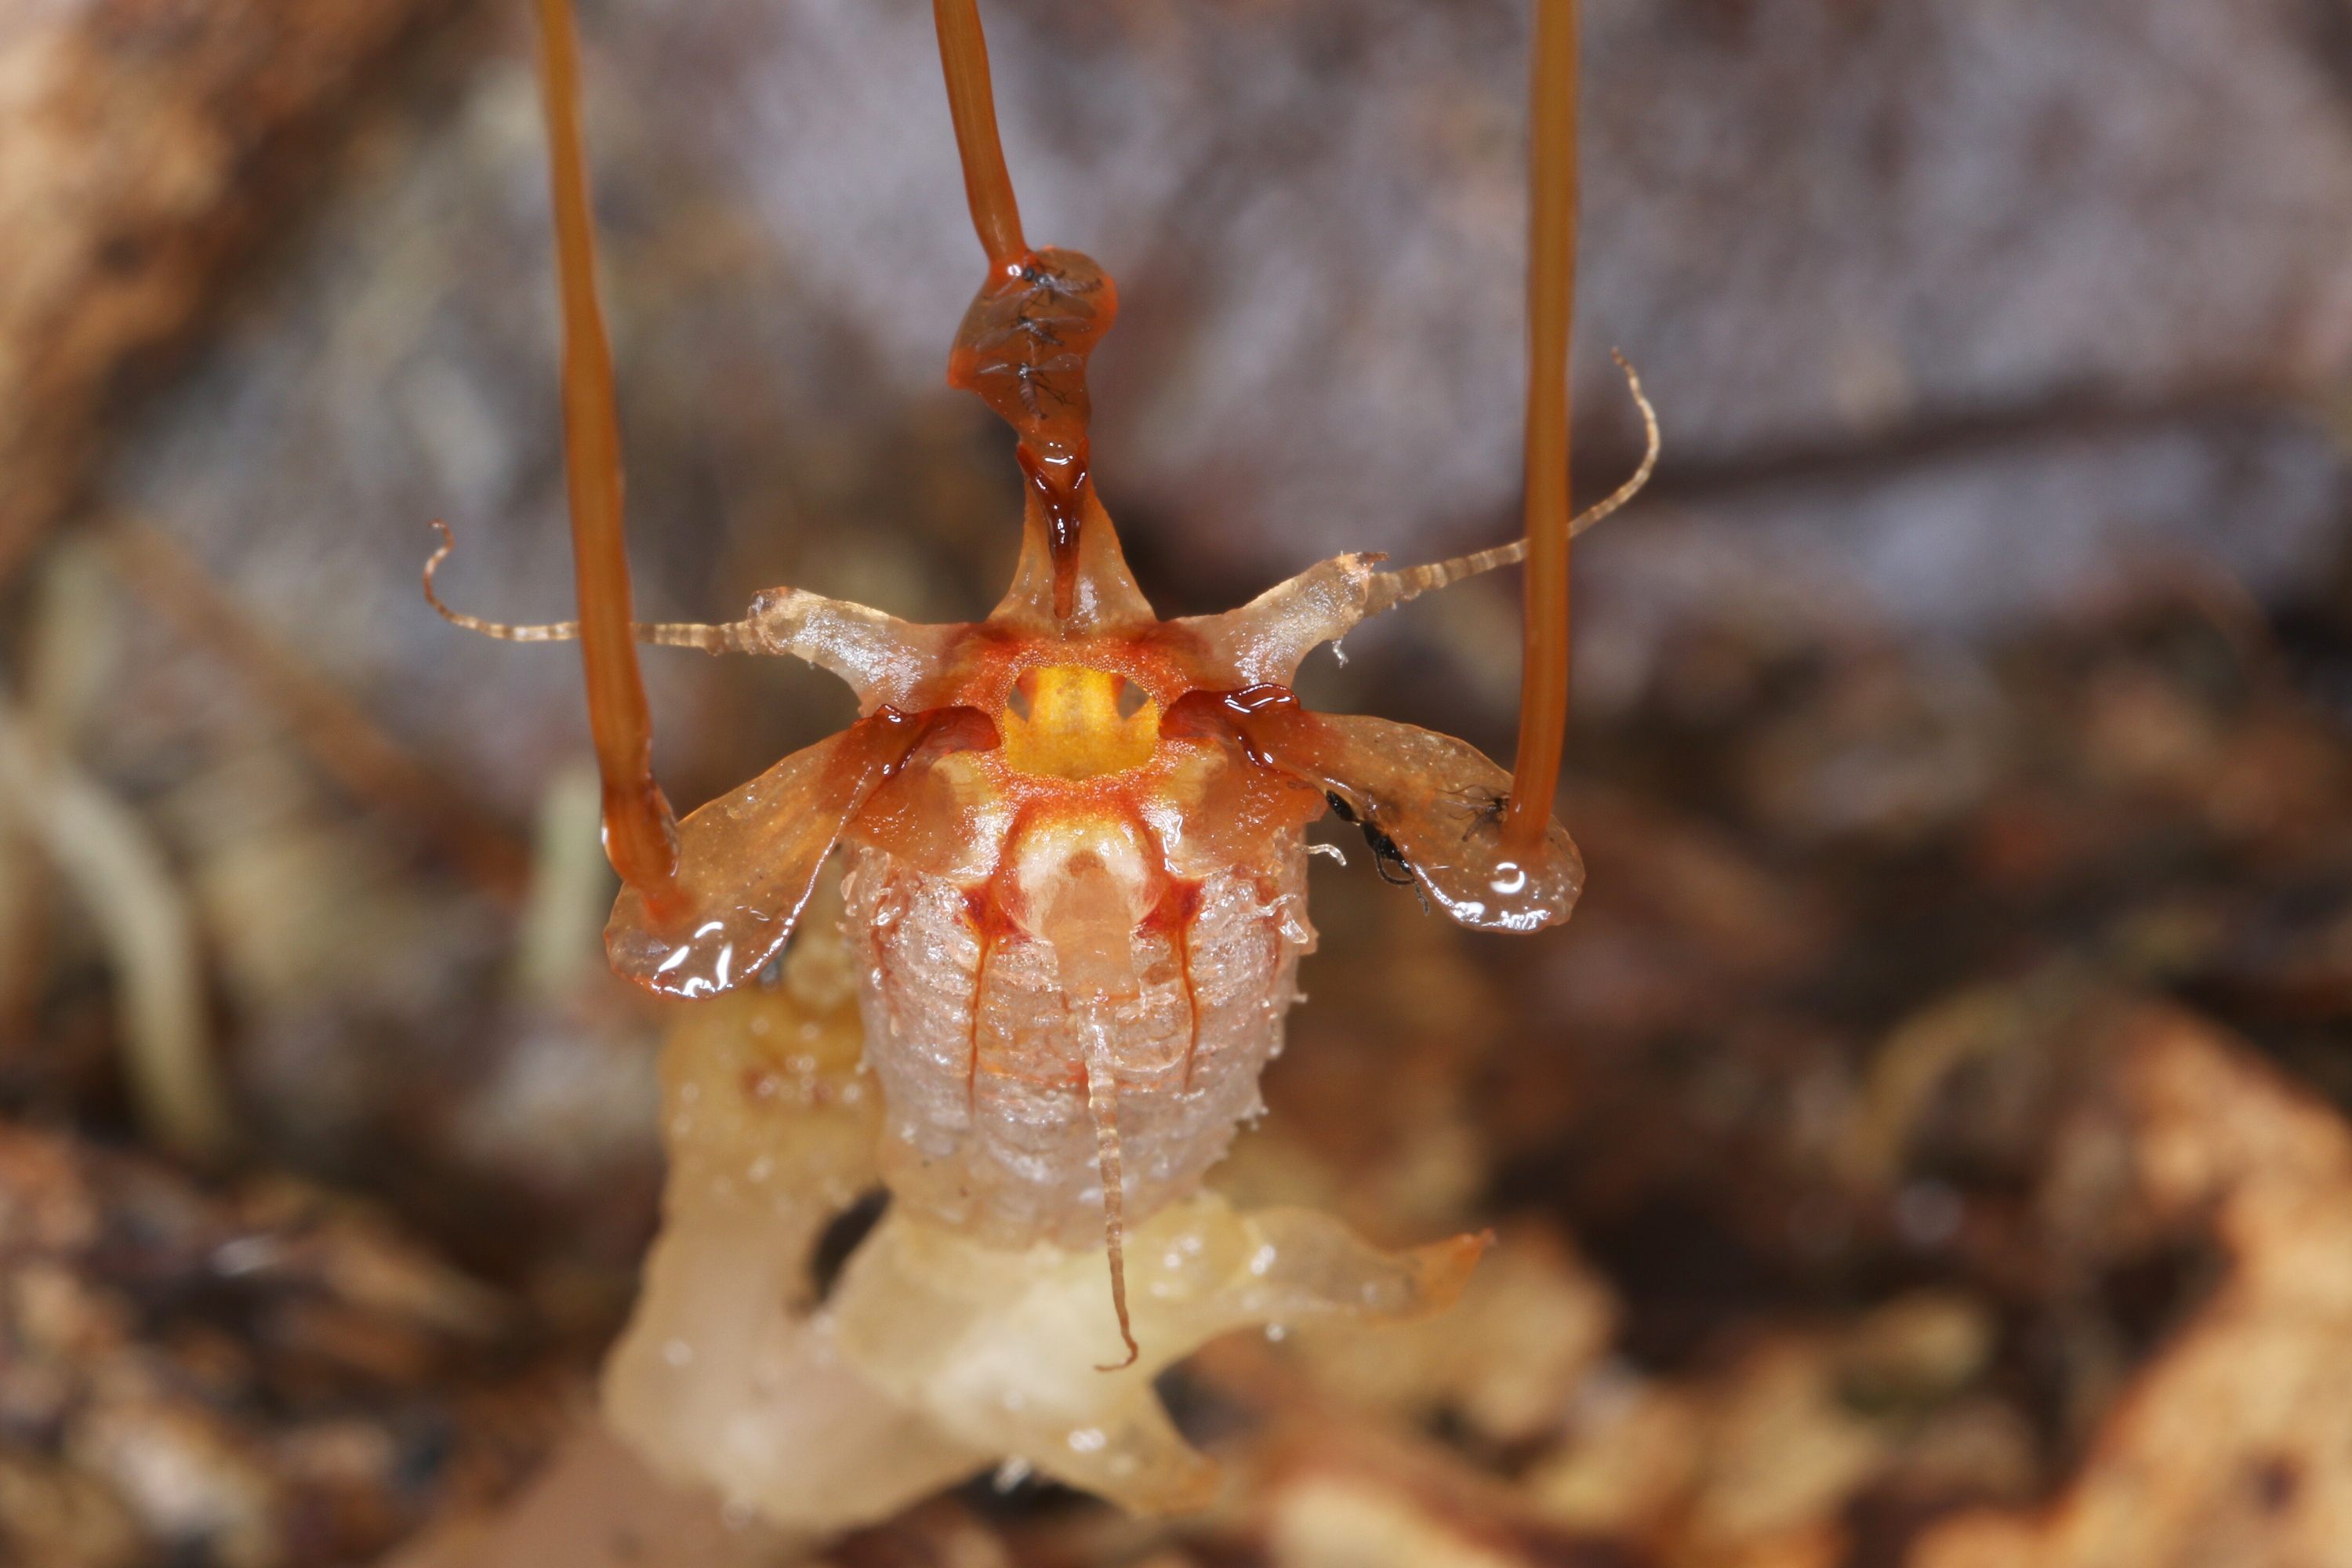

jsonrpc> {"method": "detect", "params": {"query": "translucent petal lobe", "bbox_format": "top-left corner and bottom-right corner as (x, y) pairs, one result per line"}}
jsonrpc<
(607, 707), (998, 999)
(1162, 689), (1581, 933)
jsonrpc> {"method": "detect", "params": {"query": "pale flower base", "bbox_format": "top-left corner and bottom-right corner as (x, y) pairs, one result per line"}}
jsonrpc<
(598, 915), (1484, 1528)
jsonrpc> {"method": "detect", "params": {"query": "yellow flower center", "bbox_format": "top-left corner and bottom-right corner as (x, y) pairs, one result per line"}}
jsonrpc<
(1000, 666), (1160, 780)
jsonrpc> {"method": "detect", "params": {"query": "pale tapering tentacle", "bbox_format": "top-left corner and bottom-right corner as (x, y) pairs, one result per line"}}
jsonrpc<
(1363, 350), (1659, 616)
(1082, 1035), (1142, 1372)
(424, 521), (759, 652)
(1174, 354), (1657, 689)
(424, 521), (959, 708)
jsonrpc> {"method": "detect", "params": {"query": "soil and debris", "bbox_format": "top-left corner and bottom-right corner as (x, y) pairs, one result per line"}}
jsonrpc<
(2, 1), (2350, 1565)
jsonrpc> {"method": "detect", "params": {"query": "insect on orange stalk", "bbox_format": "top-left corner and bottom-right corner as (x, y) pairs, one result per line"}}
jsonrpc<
(428, 0), (1657, 1370)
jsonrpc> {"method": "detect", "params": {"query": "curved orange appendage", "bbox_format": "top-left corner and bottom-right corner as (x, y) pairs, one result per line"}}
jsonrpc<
(1506, 0), (1582, 852)
(608, 708), (998, 999)
(533, 0), (681, 915)
(1165, 689), (1582, 934)
(932, 1), (1130, 626)
(953, 252), (1123, 628)
(932, 0), (1026, 274)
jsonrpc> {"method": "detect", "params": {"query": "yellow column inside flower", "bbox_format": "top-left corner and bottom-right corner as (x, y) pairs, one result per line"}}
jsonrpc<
(1000, 666), (1159, 780)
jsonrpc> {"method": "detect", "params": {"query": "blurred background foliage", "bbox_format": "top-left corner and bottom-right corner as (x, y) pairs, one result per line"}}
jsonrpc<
(5, 0), (2352, 1564)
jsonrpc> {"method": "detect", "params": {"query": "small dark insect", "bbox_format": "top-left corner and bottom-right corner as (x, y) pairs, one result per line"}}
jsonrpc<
(1326, 790), (1419, 888)
(1451, 784), (1515, 834)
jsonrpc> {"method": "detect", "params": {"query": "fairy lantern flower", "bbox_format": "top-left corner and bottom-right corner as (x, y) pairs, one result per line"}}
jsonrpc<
(430, 0), (1650, 1370)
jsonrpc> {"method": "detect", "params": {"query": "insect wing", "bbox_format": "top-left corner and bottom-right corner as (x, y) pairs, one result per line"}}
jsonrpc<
(605, 728), (885, 999)
(1263, 712), (1584, 933)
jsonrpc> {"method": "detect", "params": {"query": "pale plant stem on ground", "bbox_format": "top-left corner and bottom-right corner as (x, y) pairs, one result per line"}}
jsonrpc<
(0, 689), (234, 1163)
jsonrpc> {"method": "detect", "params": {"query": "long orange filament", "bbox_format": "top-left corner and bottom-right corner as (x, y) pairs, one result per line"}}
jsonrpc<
(532, 0), (681, 915)
(1504, 0), (1581, 851)
(927, 0), (1021, 271)
(932, 0), (1029, 271)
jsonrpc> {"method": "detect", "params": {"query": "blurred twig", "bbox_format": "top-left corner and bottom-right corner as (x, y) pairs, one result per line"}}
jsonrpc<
(0, 688), (232, 1163)
(0, 542), (114, 1031)
(514, 759), (613, 1004)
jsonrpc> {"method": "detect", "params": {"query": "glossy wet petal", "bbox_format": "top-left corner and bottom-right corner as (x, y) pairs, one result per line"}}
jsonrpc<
(607, 709), (998, 1000)
(1163, 691), (1581, 933)
(1282, 712), (1583, 932)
